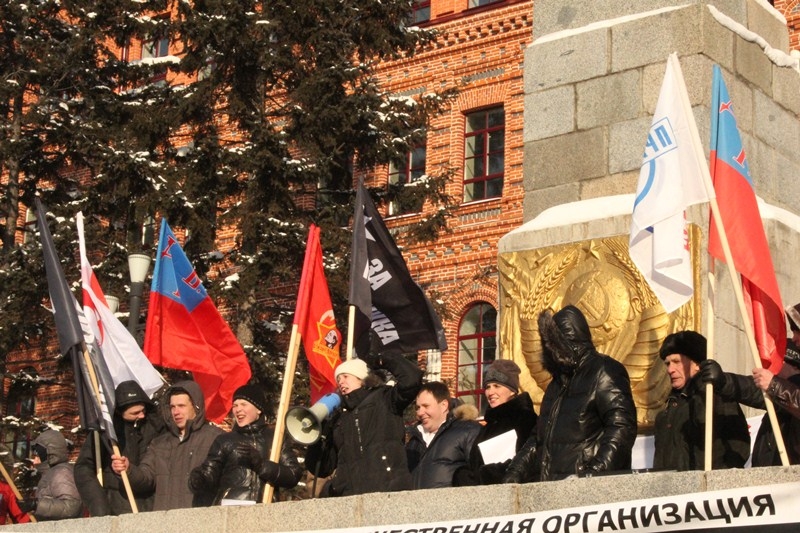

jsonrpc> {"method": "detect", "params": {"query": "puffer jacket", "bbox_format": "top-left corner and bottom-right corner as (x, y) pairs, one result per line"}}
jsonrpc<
(652, 370), (750, 471)
(304, 353), (423, 497)
(74, 380), (162, 516)
(124, 381), (223, 511)
(189, 416), (303, 504)
(31, 430), (82, 520)
(453, 392), (537, 486)
(406, 405), (481, 489)
(506, 306), (637, 482)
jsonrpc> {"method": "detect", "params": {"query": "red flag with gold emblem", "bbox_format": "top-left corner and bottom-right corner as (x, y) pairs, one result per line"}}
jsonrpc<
(294, 225), (341, 403)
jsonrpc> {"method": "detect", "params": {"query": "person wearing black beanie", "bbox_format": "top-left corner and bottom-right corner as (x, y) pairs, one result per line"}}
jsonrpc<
(189, 384), (303, 505)
(652, 330), (750, 471)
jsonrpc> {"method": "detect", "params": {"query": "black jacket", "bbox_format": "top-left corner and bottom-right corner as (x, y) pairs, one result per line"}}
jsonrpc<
(406, 408), (481, 489)
(653, 372), (750, 471)
(189, 416), (303, 504)
(304, 353), (422, 497)
(712, 358), (800, 467)
(505, 306), (637, 482)
(74, 381), (161, 516)
(453, 392), (537, 486)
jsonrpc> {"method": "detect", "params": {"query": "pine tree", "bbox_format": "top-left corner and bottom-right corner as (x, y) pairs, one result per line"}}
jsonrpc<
(0, 0), (457, 411)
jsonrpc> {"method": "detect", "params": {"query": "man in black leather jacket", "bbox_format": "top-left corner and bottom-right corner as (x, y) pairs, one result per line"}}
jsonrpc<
(406, 381), (480, 489)
(503, 305), (637, 482)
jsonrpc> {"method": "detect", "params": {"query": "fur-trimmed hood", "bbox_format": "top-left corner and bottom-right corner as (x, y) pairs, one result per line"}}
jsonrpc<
(539, 305), (595, 377)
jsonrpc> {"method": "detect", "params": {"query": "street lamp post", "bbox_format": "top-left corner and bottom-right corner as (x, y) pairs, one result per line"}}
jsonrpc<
(127, 253), (152, 342)
(105, 295), (120, 314)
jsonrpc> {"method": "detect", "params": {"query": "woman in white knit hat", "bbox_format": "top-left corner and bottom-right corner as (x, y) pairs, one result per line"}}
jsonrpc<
(304, 354), (423, 497)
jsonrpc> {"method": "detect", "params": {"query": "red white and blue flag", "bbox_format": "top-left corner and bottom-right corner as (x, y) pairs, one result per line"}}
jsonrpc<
(144, 220), (251, 422)
(708, 65), (785, 372)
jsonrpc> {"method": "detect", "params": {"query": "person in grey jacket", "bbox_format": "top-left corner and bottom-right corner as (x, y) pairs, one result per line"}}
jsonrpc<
(19, 429), (82, 520)
(406, 381), (481, 489)
(111, 381), (223, 510)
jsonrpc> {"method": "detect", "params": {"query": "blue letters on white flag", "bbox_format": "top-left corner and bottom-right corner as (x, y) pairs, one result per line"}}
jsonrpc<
(629, 53), (712, 312)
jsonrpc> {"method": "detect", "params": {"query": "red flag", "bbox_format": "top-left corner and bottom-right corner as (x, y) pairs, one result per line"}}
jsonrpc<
(708, 66), (785, 372)
(144, 220), (251, 422)
(294, 225), (341, 403)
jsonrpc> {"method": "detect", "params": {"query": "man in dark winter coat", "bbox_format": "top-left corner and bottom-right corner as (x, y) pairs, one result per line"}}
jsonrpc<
(18, 429), (82, 521)
(111, 381), (223, 510)
(74, 380), (163, 515)
(406, 381), (480, 489)
(189, 384), (303, 504)
(705, 306), (800, 466)
(504, 305), (637, 483)
(652, 330), (750, 471)
(304, 353), (423, 497)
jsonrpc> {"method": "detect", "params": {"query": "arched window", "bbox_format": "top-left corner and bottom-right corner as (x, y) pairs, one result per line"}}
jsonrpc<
(455, 302), (497, 412)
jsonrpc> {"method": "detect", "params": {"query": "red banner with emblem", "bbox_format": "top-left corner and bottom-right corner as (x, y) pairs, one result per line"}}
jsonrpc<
(294, 225), (341, 403)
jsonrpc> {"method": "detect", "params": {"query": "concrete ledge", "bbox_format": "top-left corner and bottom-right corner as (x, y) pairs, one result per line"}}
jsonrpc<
(9, 466), (800, 532)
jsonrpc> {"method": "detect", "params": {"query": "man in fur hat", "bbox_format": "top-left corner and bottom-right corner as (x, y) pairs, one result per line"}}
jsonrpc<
(652, 330), (750, 471)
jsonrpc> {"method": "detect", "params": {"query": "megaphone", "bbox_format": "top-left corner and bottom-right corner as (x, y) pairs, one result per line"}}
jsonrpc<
(285, 393), (341, 445)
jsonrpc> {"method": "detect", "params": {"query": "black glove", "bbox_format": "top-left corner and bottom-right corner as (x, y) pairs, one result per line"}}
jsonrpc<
(233, 441), (265, 471)
(698, 359), (725, 388)
(17, 497), (36, 514)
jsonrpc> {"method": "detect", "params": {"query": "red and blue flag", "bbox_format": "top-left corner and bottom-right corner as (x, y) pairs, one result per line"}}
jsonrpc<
(144, 219), (251, 422)
(708, 65), (785, 372)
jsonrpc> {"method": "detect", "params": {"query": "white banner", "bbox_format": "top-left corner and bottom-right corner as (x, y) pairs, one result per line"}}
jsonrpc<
(292, 482), (800, 533)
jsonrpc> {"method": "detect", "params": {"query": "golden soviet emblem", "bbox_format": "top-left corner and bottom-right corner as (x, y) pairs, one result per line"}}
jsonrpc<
(497, 227), (701, 429)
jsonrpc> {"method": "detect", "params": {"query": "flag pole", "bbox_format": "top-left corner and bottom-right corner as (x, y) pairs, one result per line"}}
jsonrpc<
(79, 344), (140, 512)
(94, 432), (104, 485)
(0, 460), (36, 523)
(264, 224), (317, 503)
(672, 54), (789, 467)
(263, 323), (302, 504)
(704, 263), (717, 471)
(346, 305), (356, 361)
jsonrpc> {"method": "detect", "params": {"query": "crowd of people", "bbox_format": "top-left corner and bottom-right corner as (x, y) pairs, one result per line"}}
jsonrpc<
(3, 303), (799, 523)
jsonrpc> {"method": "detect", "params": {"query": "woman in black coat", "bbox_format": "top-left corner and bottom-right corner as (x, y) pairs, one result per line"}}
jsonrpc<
(189, 385), (303, 505)
(304, 353), (423, 497)
(453, 359), (537, 485)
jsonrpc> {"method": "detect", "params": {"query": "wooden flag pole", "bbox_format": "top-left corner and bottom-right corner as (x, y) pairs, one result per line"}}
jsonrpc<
(79, 345), (140, 513)
(704, 264), (717, 471)
(0, 460), (36, 523)
(345, 305), (356, 361)
(94, 431), (104, 485)
(263, 323), (302, 504)
(670, 53), (789, 467)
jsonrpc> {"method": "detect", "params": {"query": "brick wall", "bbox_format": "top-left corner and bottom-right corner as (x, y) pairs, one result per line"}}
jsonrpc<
(370, 0), (533, 397)
(774, 0), (800, 50)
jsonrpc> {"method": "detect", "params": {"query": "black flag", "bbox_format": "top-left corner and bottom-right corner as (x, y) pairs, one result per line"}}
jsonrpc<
(348, 182), (448, 356)
(36, 199), (113, 438)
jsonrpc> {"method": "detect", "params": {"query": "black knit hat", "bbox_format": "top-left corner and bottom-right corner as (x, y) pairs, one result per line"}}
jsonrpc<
(233, 384), (267, 414)
(659, 330), (707, 364)
(484, 359), (521, 393)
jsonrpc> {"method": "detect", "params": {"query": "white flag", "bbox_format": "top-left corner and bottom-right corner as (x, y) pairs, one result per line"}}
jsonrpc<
(629, 53), (713, 312)
(76, 213), (164, 398)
